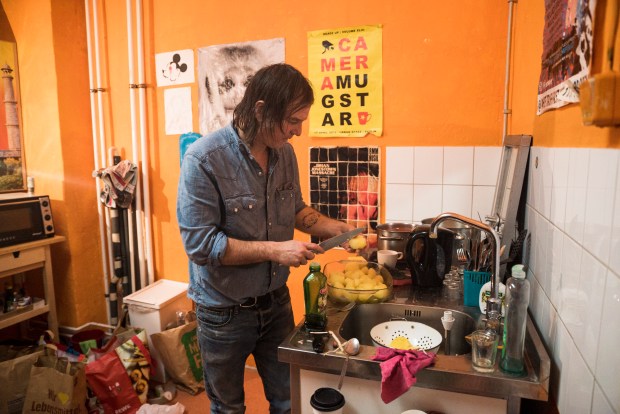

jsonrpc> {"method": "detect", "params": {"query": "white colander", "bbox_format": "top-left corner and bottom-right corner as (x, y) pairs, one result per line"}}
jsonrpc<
(370, 321), (442, 351)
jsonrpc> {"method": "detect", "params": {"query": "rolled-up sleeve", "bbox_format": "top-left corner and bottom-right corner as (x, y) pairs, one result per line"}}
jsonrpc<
(177, 150), (227, 267)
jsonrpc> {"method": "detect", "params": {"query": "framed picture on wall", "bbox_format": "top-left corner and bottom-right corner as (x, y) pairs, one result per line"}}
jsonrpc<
(0, 40), (26, 192)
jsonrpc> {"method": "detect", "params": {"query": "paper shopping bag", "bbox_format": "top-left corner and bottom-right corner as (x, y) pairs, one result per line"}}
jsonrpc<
(0, 347), (44, 414)
(150, 321), (204, 395)
(22, 354), (87, 413)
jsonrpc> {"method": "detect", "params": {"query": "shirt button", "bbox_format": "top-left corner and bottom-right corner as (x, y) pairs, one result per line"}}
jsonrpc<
(268, 222), (272, 226)
(234, 208), (238, 213)
(258, 171), (263, 176)
(249, 204), (253, 209)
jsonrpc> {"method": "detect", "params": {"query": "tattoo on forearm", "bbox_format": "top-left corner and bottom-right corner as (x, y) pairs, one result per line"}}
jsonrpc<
(301, 212), (320, 229)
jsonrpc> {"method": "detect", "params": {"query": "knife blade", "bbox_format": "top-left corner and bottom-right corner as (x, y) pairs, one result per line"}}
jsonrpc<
(318, 228), (365, 252)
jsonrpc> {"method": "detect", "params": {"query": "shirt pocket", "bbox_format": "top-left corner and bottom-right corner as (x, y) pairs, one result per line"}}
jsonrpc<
(224, 195), (260, 237)
(275, 183), (296, 227)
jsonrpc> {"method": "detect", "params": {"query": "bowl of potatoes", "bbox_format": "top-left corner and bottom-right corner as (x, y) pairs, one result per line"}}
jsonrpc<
(324, 260), (393, 305)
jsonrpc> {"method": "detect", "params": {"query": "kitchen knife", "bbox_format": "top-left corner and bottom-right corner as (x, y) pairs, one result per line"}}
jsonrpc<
(318, 228), (365, 252)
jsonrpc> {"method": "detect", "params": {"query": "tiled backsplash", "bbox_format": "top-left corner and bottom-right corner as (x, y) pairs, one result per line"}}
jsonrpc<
(385, 146), (501, 223)
(385, 145), (619, 413)
(525, 147), (618, 414)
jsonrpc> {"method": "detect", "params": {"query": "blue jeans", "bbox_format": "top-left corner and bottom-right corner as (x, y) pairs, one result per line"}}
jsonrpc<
(195, 287), (295, 414)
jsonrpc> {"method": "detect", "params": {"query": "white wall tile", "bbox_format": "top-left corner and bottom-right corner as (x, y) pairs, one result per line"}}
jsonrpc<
(595, 271), (620, 413)
(553, 320), (572, 412)
(473, 146), (501, 185)
(550, 148), (569, 230)
(442, 185), (472, 218)
(471, 185), (495, 220)
(611, 158), (620, 277)
(571, 252), (605, 372)
(523, 147), (619, 414)
(547, 224), (564, 309)
(443, 147), (473, 185)
(413, 184), (442, 222)
(385, 183), (414, 222)
(583, 149), (618, 266)
(591, 383), (614, 414)
(531, 147), (553, 218)
(540, 147), (554, 219)
(563, 341), (595, 414)
(386, 146), (414, 184)
(414, 147), (443, 184)
(565, 148), (589, 244)
(527, 148), (538, 212)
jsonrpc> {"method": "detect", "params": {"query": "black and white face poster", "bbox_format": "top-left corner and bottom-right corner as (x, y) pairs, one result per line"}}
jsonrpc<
(198, 38), (284, 134)
(309, 146), (380, 244)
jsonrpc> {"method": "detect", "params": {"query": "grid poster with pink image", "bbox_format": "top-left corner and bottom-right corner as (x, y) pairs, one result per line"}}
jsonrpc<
(309, 146), (380, 244)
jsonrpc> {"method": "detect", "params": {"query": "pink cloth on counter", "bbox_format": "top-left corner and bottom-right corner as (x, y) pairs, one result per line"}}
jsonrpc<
(372, 347), (436, 403)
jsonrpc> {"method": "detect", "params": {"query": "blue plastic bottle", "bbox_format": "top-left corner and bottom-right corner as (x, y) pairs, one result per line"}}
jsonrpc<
(500, 264), (530, 374)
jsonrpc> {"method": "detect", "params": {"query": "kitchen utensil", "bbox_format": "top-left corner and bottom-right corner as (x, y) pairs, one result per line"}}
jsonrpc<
(343, 337), (360, 356)
(324, 260), (393, 305)
(370, 320), (442, 352)
(318, 228), (365, 252)
(336, 338), (359, 390)
(405, 224), (455, 288)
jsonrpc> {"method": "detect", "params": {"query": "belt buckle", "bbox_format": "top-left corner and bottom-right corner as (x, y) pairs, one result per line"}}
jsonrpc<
(240, 297), (257, 308)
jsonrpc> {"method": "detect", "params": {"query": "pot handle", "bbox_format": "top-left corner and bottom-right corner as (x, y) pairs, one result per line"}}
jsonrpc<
(379, 236), (406, 241)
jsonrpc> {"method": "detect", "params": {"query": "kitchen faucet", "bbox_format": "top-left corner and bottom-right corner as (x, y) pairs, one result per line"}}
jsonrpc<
(429, 212), (503, 330)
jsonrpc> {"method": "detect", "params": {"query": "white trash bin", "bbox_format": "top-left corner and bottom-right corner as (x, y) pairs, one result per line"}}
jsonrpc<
(124, 279), (192, 383)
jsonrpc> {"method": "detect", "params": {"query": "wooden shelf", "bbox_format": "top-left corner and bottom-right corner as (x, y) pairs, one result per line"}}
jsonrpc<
(0, 236), (65, 339)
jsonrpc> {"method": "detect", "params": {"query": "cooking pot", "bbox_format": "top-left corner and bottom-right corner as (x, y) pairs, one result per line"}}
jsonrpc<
(405, 224), (455, 288)
(376, 223), (416, 257)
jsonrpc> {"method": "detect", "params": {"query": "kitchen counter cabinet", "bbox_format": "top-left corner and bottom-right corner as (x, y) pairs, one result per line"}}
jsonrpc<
(0, 236), (65, 339)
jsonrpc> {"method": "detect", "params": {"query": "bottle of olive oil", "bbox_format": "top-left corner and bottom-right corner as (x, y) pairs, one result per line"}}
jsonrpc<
(303, 262), (328, 331)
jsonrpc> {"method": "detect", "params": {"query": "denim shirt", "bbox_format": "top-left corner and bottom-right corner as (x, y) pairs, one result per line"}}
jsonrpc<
(177, 124), (307, 307)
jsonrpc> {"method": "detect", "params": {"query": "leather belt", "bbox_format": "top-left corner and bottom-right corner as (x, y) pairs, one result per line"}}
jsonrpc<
(239, 285), (288, 309)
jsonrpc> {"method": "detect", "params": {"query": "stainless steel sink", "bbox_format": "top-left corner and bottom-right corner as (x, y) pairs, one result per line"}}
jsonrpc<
(339, 303), (476, 355)
(279, 285), (550, 414)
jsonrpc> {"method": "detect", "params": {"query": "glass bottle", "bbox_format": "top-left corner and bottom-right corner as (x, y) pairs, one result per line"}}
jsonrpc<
(303, 262), (328, 331)
(4, 282), (15, 313)
(500, 264), (530, 374)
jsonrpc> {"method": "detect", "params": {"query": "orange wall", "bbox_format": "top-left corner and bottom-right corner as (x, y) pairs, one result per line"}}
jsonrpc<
(1, 0), (617, 328)
(510, 0), (620, 147)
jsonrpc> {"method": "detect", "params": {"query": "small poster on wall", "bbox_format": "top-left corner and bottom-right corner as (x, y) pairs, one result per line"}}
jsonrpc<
(0, 40), (25, 192)
(537, 0), (596, 114)
(164, 87), (193, 135)
(155, 49), (195, 87)
(309, 146), (380, 244)
(307, 25), (383, 137)
(197, 38), (284, 134)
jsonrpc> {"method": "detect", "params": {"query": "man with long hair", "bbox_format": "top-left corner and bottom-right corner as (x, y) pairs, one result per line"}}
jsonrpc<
(178, 63), (353, 413)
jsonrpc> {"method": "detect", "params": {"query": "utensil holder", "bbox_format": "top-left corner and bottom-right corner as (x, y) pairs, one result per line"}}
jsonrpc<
(464, 271), (491, 307)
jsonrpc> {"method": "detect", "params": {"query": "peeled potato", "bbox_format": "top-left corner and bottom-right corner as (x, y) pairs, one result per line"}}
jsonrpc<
(326, 261), (391, 303)
(349, 235), (367, 250)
